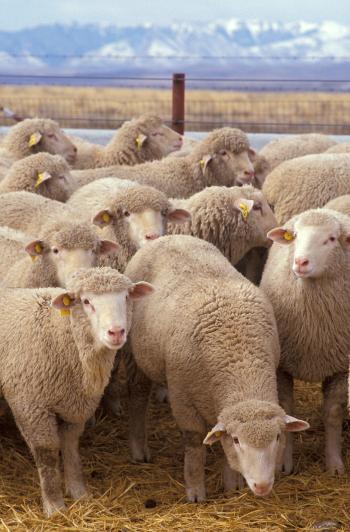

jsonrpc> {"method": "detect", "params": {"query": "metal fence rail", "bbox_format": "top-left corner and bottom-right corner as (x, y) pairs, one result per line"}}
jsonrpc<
(1, 73), (350, 134)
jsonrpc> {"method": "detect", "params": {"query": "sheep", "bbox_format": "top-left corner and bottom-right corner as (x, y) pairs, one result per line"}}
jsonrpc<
(262, 153), (350, 224)
(68, 182), (190, 271)
(326, 143), (350, 154)
(122, 235), (308, 501)
(0, 153), (75, 201)
(0, 220), (119, 288)
(260, 208), (350, 475)
(168, 185), (276, 266)
(250, 152), (271, 189)
(324, 195), (350, 217)
(0, 267), (154, 515)
(259, 133), (336, 171)
(71, 115), (183, 170)
(0, 191), (73, 235)
(0, 118), (77, 173)
(71, 128), (255, 197)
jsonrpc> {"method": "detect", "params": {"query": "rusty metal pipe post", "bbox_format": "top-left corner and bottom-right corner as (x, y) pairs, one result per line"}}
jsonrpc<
(172, 73), (185, 135)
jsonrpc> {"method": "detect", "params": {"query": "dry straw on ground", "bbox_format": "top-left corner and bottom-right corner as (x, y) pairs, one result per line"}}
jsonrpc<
(0, 381), (349, 531)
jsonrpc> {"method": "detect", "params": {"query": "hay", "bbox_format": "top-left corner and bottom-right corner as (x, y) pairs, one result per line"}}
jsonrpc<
(0, 381), (349, 531)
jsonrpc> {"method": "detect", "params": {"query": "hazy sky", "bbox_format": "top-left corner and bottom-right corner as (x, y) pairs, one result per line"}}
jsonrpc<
(2, 0), (350, 30)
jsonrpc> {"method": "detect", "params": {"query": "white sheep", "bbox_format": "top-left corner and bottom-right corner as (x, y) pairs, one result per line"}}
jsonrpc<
(122, 235), (308, 501)
(0, 267), (154, 516)
(261, 208), (350, 475)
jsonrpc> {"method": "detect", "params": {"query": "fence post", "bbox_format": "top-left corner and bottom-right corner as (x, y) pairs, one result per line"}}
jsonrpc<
(172, 73), (185, 135)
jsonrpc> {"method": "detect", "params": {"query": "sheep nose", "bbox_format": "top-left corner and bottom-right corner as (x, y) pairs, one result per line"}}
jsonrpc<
(294, 257), (309, 268)
(145, 233), (159, 240)
(107, 327), (125, 345)
(244, 170), (255, 178)
(253, 482), (271, 496)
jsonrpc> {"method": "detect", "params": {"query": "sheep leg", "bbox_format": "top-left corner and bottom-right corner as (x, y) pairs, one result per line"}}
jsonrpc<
(59, 422), (88, 499)
(102, 352), (123, 416)
(277, 369), (294, 474)
(127, 352), (152, 463)
(12, 408), (65, 517)
(322, 373), (347, 475)
(183, 431), (207, 503)
(223, 457), (245, 491)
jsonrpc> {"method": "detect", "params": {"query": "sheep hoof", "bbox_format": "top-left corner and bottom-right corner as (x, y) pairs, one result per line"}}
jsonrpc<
(186, 486), (206, 503)
(43, 499), (66, 518)
(102, 396), (124, 417)
(326, 459), (345, 476)
(130, 441), (151, 463)
(66, 483), (90, 500)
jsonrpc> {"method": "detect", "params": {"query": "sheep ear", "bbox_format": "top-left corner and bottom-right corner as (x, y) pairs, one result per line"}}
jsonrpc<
(199, 154), (213, 174)
(51, 293), (77, 316)
(93, 210), (114, 228)
(284, 415), (310, 432)
(129, 282), (155, 299)
(233, 198), (254, 221)
(25, 240), (45, 261)
(203, 422), (226, 445)
(135, 133), (148, 149)
(99, 239), (120, 256)
(167, 207), (191, 224)
(35, 171), (52, 188)
(248, 147), (257, 160)
(28, 131), (42, 147)
(268, 227), (295, 245)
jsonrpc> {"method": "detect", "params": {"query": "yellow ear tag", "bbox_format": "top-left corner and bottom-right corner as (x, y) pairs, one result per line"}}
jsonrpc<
(200, 159), (205, 167)
(135, 136), (142, 150)
(239, 202), (249, 220)
(34, 243), (42, 254)
(30, 255), (37, 262)
(28, 133), (39, 147)
(215, 431), (222, 438)
(283, 231), (294, 241)
(60, 309), (70, 317)
(35, 173), (45, 188)
(62, 295), (71, 306)
(102, 212), (110, 224)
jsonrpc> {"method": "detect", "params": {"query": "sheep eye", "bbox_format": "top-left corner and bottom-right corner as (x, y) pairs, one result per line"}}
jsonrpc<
(47, 133), (56, 139)
(124, 210), (130, 217)
(253, 203), (262, 211)
(220, 150), (227, 156)
(329, 236), (336, 242)
(52, 247), (59, 254)
(233, 437), (239, 445)
(83, 299), (90, 305)
(58, 175), (66, 180)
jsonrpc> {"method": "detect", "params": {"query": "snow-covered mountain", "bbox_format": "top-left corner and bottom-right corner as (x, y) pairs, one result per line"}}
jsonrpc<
(1, 19), (349, 84)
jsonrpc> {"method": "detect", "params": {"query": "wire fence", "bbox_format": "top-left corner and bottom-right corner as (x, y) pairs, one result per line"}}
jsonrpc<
(1, 74), (350, 133)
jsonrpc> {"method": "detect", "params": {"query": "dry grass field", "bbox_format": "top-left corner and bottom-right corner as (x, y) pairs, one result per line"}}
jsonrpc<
(1, 85), (350, 133)
(0, 379), (349, 531)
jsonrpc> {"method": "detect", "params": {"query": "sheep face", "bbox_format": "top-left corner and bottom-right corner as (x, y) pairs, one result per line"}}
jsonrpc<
(204, 414), (309, 497)
(145, 124), (183, 157)
(202, 149), (255, 187)
(35, 123), (77, 165)
(231, 150), (256, 186)
(52, 281), (154, 350)
(25, 236), (119, 287)
(244, 190), (277, 248)
(33, 158), (74, 202)
(268, 210), (350, 279)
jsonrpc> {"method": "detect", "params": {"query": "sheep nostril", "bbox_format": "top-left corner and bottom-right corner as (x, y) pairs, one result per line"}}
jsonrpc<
(145, 234), (159, 240)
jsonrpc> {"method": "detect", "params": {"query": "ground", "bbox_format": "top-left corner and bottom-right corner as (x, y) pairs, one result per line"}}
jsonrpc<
(1, 85), (350, 134)
(0, 380), (348, 531)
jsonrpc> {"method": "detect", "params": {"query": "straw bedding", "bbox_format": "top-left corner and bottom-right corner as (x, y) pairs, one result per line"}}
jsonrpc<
(0, 380), (348, 531)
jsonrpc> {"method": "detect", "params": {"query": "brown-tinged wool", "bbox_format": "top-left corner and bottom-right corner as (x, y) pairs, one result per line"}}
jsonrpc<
(70, 181), (176, 272)
(169, 185), (276, 266)
(67, 177), (138, 213)
(0, 267), (134, 513)
(260, 133), (336, 171)
(251, 153), (271, 189)
(0, 191), (74, 235)
(72, 115), (177, 170)
(0, 226), (29, 279)
(124, 235), (282, 456)
(324, 194), (350, 217)
(326, 142), (350, 154)
(71, 128), (253, 198)
(67, 266), (133, 295)
(0, 153), (73, 201)
(0, 118), (76, 164)
(1, 221), (102, 288)
(262, 153), (350, 224)
(260, 208), (350, 382)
